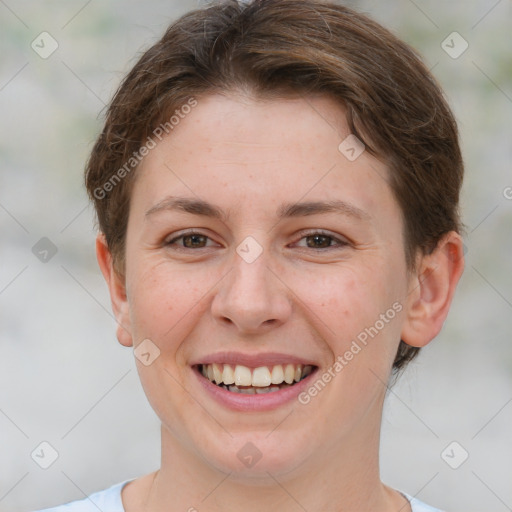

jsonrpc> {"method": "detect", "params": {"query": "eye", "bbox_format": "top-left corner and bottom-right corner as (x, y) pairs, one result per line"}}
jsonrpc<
(165, 231), (218, 249)
(165, 229), (349, 252)
(293, 230), (349, 250)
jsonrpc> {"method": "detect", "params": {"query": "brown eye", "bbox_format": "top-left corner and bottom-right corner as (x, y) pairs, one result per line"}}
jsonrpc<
(305, 234), (333, 249)
(294, 231), (349, 251)
(181, 234), (208, 248)
(166, 232), (215, 249)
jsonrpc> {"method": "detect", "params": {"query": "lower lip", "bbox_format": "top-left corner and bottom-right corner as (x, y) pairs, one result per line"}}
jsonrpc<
(192, 366), (318, 412)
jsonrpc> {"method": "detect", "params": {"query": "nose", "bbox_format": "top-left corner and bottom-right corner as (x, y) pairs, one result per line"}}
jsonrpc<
(210, 244), (292, 334)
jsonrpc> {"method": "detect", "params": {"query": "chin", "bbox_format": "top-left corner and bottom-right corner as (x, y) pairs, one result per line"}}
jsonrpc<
(198, 431), (312, 483)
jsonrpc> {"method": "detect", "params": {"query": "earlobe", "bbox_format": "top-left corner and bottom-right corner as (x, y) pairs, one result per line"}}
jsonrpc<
(95, 233), (133, 347)
(401, 231), (465, 348)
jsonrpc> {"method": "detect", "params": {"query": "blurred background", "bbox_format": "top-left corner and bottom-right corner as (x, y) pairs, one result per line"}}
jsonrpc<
(1, 1), (511, 511)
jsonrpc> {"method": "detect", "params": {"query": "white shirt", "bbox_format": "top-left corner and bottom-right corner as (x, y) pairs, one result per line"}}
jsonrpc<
(33, 479), (444, 511)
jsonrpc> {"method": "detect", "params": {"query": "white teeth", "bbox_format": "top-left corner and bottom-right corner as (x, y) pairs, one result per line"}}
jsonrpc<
(213, 363), (223, 384)
(201, 362), (314, 389)
(271, 364), (284, 384)
(294, 364), (303, 383)
(284, 364), (295, 384)
(234, 365), (252, 386)
(222, 364), (235, 385)
(252, 366), (272, 387)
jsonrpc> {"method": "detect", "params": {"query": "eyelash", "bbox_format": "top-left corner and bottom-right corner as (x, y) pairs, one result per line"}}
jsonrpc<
(165, 229), (349, 252)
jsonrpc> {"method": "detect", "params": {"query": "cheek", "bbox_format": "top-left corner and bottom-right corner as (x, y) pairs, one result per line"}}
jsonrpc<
(127, 261), (219, 349)
(290, 264), (392, 341)
(290, 259), (405, 395)
(126, 264), (217, 429)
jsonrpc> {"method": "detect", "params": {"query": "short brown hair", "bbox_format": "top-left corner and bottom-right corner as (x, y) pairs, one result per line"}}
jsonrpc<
(85, 0), (463, 372)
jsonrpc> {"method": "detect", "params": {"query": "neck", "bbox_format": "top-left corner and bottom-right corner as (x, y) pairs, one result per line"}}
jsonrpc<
(144, 407), (409, 512)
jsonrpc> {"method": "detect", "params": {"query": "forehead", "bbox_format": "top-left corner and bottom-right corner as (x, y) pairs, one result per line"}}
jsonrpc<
(168, 92), (350, 161)
(132, 92), (399, 227)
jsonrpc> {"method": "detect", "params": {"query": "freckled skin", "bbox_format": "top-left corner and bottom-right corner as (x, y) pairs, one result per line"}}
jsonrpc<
(97, 92), (463, 512)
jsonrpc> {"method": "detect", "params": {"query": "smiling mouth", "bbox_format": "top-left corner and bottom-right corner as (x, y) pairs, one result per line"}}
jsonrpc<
(196, 363), (316, 394)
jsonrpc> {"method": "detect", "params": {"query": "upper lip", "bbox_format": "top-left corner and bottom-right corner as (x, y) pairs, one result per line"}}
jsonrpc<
(190, 351), (318, 368)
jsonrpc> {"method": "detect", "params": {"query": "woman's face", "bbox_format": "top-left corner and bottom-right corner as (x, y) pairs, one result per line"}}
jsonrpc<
(116, 92), (413, 479)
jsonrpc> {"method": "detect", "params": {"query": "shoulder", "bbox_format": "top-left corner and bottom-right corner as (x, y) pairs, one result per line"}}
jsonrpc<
(32, 479), (134, 512)
(401, 492), (445, 512)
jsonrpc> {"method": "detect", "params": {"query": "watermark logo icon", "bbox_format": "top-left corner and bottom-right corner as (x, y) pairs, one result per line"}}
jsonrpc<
(441, 32), (468, 59)
(441, 441), (469, 469)
(236, 236), (263, 264)
(134, 338), (161, 366)
(338, 134), (365, 161)
(32, 237), (58, 263)
(237, 441), (263, 468)
(31, 32), (59, 59)
(31, 441), (59, 469)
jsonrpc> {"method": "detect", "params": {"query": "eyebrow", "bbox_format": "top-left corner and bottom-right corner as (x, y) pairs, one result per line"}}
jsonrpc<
(145, 196), (370, 222)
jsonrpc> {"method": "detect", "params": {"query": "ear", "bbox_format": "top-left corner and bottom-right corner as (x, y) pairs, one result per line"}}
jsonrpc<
(96, 233), (133, 347)
(401, 231), (465, 348)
